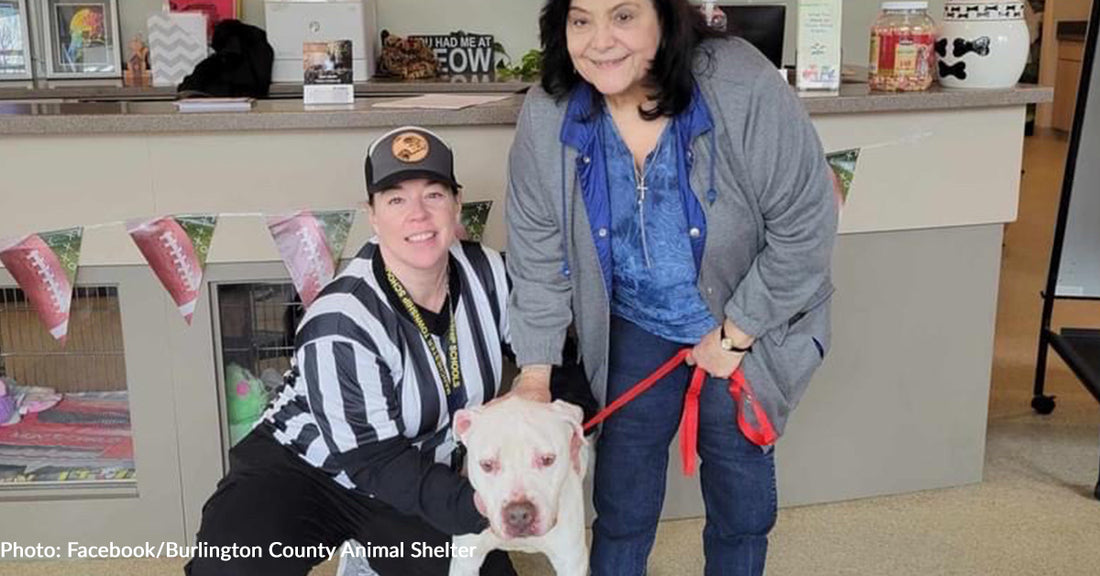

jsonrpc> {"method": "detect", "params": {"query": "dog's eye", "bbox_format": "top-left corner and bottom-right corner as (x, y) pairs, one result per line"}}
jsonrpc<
(538, 454), (556, 468)
(479, 460), (497, 473)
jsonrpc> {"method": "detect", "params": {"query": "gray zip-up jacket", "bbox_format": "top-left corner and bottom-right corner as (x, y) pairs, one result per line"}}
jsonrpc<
(506, 38), (838, 438)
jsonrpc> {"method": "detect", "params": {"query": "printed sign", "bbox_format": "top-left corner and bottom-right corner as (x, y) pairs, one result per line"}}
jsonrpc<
(408, 32), (494, 75)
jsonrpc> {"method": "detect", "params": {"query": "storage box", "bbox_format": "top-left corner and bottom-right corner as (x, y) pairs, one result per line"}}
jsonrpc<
(264, 0), (377, 83)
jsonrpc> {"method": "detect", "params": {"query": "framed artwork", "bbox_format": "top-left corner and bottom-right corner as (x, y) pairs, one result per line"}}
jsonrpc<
(39, 0), (121, 78)
(169, 0), (239, 42)
(0, 0), (33, 79)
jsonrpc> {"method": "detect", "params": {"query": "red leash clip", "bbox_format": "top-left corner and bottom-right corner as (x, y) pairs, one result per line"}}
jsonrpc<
(583, 348), (778, 476)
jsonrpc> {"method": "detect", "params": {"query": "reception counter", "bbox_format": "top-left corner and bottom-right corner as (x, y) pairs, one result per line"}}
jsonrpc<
(0, 83), (1049, 134)
(0, 84), (1052, 547)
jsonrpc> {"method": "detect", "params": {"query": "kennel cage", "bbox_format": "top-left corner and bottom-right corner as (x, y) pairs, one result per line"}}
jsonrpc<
(0, 285), (134, 485)
(212, 281), (304, 451)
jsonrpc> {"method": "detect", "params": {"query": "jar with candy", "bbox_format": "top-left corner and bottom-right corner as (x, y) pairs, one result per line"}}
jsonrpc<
(869, 1), (937, 91)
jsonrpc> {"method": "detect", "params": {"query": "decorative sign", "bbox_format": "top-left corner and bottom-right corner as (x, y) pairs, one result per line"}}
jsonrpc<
(303, 40), (353, 105)
(147, 11), (207, 87)
(408, 32), (494, 75)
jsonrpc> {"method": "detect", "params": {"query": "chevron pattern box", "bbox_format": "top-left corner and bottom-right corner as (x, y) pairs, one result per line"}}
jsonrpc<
(148, 12), (208, 87)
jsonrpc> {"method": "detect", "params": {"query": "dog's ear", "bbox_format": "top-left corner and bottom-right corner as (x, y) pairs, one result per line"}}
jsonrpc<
(453, 406), (481, 444)
(551, 400), (589, 475)
(550, 399), (583, 426)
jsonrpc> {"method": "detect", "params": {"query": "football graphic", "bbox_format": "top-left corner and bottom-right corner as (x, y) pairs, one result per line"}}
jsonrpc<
(0, 234), (74, 341)
(128, 217), (204, 324)
(267, 212), (336, 308)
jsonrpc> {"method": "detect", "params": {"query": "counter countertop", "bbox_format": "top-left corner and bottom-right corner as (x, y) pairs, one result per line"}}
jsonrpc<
(0, 83), (1052, 136)
(0, 76), (534, 102)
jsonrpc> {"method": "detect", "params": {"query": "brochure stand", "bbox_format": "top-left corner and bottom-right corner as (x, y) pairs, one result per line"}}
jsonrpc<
(1032, 0), (1100, 501)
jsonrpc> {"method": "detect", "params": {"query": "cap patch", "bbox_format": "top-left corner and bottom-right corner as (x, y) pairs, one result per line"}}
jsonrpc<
(392, 132), (429, 163)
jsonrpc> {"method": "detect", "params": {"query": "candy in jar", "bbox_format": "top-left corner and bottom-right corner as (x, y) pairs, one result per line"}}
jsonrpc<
(870, 1), (937, 91)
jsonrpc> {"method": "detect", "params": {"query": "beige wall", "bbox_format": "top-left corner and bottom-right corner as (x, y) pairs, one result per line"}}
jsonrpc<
(107, 0), (945, 71)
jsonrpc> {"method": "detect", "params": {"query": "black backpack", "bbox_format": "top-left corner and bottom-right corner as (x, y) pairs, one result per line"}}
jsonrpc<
(179, 20), (274, 98)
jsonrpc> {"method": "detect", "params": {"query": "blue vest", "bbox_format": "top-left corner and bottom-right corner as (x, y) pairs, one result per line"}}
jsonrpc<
(558, 82), (716, 303)
(600, 111), (717, 343)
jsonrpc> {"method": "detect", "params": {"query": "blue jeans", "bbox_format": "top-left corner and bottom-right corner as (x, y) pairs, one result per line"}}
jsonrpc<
(590, 317), (777, 576)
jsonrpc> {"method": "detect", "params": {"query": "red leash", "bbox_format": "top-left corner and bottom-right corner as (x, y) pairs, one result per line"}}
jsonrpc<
(582, 348), (778, 476)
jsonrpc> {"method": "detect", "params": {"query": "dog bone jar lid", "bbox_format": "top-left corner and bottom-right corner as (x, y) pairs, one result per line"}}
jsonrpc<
(936, 0), (1030, 89)
(870, 2), (938, 92)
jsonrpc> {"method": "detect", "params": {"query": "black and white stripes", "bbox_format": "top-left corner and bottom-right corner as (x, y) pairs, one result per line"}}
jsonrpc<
(261, 240), (510, 490)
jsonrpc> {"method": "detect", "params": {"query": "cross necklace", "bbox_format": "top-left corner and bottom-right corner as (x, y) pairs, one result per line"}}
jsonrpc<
(634, 159), (654, 268)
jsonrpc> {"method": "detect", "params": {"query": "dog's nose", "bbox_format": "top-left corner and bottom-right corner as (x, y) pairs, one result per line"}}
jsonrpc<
(502, 500), (537, 535)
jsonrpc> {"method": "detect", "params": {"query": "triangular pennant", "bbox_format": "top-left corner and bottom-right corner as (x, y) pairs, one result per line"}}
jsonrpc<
(0, 227), (83, 343)
(313, 210), (355, 267)
(267, 210), (353, 308)
(127, 215), (217, 324)
(826, 148), (860, 207)
(459, 201), (493, 242)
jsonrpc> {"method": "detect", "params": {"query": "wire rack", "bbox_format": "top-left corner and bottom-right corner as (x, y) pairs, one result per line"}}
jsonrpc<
(216, 283), (303, 378)
(0, 286), (126, 392)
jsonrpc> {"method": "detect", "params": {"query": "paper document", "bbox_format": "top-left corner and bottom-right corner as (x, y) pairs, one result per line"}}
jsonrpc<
(372, 94), (512, 110)
(175, 98), (255, 113)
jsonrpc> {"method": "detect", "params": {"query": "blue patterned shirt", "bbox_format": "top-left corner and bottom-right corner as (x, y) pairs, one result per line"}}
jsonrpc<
(601, 111), (718, 344)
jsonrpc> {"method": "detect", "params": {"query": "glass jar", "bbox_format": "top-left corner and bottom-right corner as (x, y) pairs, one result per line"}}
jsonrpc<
(869, 1), (937, 92)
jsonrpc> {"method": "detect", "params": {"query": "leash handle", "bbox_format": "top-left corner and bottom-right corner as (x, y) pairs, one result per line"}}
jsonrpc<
(582, 347), (779, 477)
(728, 370), (779, 448)
(679, 366), (707, 475)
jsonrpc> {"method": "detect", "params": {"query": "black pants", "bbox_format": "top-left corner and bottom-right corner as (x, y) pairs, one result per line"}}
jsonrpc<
(185, 425), (515, 576)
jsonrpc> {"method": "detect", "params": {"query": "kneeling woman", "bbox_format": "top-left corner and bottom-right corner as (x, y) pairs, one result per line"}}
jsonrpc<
(187, 127), (514, 576)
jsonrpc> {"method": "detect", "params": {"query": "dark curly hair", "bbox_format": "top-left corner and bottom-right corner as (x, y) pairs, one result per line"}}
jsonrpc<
(538, 0), (731, 120)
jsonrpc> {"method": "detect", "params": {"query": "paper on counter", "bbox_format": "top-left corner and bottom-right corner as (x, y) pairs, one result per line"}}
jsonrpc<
(371, 93), (512, 110)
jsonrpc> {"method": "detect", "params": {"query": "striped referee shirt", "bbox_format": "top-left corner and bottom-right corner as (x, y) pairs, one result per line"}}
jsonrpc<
(260, 239), (510, 535)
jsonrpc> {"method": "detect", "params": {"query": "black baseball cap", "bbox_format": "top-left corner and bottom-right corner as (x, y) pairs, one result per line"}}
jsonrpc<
(365, 126), (462, 195)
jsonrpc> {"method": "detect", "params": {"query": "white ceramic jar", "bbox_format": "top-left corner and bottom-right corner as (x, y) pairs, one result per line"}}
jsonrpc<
(936, 0), (1030, 89)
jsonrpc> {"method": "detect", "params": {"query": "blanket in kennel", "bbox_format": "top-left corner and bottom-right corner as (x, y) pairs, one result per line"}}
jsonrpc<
(0, 391), (135, 483)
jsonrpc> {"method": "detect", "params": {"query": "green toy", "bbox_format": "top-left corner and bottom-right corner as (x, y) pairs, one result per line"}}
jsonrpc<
(224, 364), (270, 446)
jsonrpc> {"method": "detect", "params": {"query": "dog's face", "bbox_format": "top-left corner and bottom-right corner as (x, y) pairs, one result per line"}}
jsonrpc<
(453, 398), (588, 540)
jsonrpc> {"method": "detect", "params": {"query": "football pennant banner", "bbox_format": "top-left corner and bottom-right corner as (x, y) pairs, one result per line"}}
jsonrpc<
(266, 210), (354, 308)
(127, 215), (217, 324)
(459, 201), (493, 242)
(0, 228), (83, 342)
(826, 148), (861, 206)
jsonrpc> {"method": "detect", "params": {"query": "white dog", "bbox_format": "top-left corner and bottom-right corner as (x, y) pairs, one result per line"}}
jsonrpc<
(448, 397), (590, 576)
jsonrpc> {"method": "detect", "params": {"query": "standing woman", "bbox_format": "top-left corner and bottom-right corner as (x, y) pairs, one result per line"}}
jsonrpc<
(505, 1), (838, 575)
